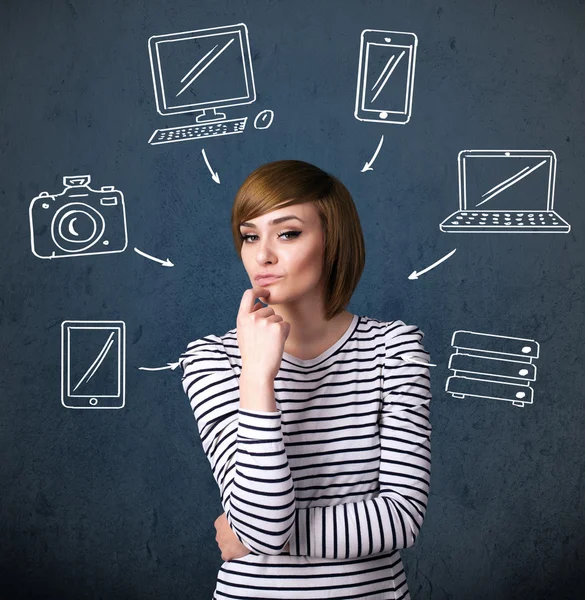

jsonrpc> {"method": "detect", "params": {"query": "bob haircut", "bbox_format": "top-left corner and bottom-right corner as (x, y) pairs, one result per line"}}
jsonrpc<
(231, 160), (365, 321)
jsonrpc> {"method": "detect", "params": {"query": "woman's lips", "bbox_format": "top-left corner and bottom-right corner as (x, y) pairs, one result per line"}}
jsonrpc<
(256, 276), (282, 286)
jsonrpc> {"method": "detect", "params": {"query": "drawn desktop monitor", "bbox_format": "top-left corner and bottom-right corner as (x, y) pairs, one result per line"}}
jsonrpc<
(147, 23), (256, 145)
(440, 150), (571, 233)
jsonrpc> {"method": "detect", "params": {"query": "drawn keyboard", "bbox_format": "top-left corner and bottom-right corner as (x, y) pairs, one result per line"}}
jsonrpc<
(440, 210), (570, 232)
(148, 117), (247, 145)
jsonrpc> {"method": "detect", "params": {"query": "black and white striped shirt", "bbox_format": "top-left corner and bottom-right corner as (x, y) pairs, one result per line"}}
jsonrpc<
(179, 314), (432, 599)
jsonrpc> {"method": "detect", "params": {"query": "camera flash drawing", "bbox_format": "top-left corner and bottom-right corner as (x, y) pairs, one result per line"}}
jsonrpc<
(355, 29), (418, 124)
(148, 23), (267, 145)
(445, 330), (539, 408)
(30, 176), (128, 259)
(439, 150), (571, 233)
(61, 321), (126, 409)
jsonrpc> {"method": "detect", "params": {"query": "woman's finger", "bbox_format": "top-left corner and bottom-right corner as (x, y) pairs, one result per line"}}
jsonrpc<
(237, 287), (270, 319)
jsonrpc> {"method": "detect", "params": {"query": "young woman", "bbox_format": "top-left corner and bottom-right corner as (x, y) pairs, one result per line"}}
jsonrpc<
(179, 160), (432, 599)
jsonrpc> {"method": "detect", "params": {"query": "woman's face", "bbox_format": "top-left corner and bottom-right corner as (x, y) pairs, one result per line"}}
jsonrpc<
(238, 202), (325, 305)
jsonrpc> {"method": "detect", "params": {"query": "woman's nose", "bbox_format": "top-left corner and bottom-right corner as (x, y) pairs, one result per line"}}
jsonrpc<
(256, 240), (276, 263)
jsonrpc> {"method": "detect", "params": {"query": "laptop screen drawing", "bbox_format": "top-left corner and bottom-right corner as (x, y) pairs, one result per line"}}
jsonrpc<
(462, 154), (554, 212)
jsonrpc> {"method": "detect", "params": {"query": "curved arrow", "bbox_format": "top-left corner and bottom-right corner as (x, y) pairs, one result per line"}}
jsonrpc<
(409, 248), (456, 280)
(138, 362), (181, 371)
(202, 148), (220, 184)
(401, 354), (437, 367)
(361, 135), (384, 172)
(134, 247), (174, 267)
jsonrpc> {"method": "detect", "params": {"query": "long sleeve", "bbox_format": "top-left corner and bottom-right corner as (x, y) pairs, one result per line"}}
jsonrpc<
(179, 335), (296, 555)
(287, 321), (432, 559)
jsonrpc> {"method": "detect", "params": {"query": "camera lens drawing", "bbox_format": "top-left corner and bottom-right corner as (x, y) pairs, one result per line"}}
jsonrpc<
(29, 175), (128, 259)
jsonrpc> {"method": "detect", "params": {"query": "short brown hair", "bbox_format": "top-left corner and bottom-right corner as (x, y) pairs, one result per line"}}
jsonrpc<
(231, 160), (365, 321)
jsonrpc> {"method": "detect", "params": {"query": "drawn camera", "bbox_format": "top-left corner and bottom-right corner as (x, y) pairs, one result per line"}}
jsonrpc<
(29, 175), (128, 259)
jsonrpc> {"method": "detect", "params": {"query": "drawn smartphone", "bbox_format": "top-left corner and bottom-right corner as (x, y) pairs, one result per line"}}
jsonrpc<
(354, 29), (418, 124)
(61, 321), (126, 409)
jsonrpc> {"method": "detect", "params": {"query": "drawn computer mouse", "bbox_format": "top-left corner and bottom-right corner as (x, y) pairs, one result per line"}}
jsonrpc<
(254, 109), (274, 130)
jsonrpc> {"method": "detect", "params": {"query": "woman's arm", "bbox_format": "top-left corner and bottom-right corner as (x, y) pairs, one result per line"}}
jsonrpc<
(286, 322), (432, 559)
(180, 336), (296, 555)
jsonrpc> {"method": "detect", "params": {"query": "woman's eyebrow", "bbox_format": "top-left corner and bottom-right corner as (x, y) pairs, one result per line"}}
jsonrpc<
(239, 215), (304, 228)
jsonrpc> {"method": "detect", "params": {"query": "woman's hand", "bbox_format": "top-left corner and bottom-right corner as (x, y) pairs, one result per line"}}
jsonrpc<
(214, 512), (251, 561)
(237, 286), (291, 381)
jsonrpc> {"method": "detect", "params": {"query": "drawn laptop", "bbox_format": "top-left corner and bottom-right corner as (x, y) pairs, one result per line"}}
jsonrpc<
(440, 149), (571, 233)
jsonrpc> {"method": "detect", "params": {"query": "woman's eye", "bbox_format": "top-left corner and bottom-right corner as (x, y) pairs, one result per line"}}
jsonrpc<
(240, 230), (301, 243)
(278, 230), (301, 240)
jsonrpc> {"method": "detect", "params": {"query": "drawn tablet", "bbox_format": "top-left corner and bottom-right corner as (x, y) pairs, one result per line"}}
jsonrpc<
(354, 29), (418, 125)
(61, 321), (126, 409)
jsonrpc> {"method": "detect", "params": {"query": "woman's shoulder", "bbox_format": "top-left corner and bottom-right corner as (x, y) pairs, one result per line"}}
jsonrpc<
(178, 330), (234, 373)
(359, 315), (427, 358)
(360, 315), (425, 337)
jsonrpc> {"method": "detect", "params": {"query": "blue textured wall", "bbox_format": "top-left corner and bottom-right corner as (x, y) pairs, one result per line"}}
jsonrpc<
(1, 0), (584, 598)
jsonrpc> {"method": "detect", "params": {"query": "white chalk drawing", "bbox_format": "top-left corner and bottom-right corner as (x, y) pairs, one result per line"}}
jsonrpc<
(254, 109), (274, 129)
(361, 135), (384, 172)
(401, 354), (437, 367)
(133, 247), (174, 267)
(138, 361), (180, 372)
(440, 150), (571, 233)
(409, 248), (456, 280)
(61, 321), (126, 409)
(30, 176), (128, 259)
(445, 330), (539, 408)
(147, 23), (259, 145)
(202, 148), (221, 184)
(355, 30), (418, 125)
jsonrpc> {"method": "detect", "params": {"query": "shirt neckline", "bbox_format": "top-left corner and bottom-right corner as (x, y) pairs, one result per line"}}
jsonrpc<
(281, 313), (361, 367)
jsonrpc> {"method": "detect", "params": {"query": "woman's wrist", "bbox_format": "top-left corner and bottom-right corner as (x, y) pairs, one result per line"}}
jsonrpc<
(240, 368), (274, 386)
(239, 369), (278, 412)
